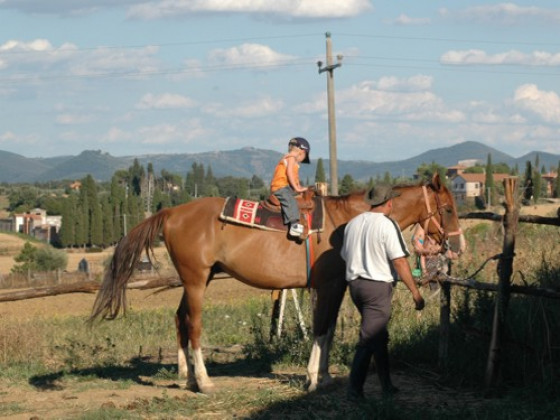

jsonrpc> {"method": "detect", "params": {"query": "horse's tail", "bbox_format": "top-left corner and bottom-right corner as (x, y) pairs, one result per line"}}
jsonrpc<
(88, 209), (169, 323)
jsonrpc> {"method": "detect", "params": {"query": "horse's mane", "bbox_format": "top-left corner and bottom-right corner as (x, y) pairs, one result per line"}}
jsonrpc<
(325, 179), (427, 203)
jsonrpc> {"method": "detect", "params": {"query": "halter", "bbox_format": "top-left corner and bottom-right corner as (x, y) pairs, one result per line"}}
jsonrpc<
(421, 185), (462, 250)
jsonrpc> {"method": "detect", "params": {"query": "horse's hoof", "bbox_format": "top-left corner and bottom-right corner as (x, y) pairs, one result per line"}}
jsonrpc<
(198, 383), (216, 395)
(306, 381), (318, 392)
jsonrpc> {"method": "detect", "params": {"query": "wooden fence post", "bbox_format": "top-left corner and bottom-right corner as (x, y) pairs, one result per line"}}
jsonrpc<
(438, 280), (451, 369)
(484, 177), (519, 390)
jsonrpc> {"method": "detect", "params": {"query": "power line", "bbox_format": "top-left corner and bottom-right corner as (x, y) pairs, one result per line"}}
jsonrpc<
(0, 59), (315, 83)
(336, 32), (560, 47)
(0, 33), (320, 55)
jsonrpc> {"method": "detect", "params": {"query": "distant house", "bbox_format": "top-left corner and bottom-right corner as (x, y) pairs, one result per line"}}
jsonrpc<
(446, 164), (467, 179)
(69, 180), (82, 191)
(451, 173), (510, 205)
(13, 208), (62, 244)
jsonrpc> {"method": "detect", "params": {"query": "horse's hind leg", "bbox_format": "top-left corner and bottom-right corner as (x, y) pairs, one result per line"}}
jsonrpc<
(175, 291), (196, 389)
(175, 277), (214, 393)
(307, 277), (347, 391)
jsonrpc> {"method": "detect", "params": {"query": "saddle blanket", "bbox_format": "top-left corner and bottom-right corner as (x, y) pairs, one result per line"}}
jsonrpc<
(219, 196), (324, 233)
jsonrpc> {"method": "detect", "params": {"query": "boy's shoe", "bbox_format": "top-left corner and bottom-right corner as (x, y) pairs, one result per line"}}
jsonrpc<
(289, 223), (304, 237)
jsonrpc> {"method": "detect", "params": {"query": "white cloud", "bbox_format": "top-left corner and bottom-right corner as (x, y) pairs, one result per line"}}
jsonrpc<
(208, 43), (297, 69)
(136, 93), (196, 109)
(513, 84), (560, 123)
(391, 13), (430, 26)
(440, 3), (560, 25)
(0, 130), (38, 146)
(101, 127), (133, 144)
(56, 113), (95, 125)
(0, 39), (77, 73)
(203, 96), (284, 118)
(0, 0), (137, 16)
(0, 39), (161, 81)
(127, 0), (373, 20)
(69, 45), (160, 77)
(137, 120), (211, 145)
(375, 75), (433, 92)
(331, 79), (465, 123)
(441, 49), (560, 66)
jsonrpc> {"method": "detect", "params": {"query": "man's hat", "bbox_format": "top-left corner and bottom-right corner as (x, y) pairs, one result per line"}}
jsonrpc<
(289, 137), (310, 164)
(364, 184), (400, 206)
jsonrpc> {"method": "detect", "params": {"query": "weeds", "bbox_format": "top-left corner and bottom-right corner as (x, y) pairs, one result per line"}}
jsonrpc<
(0, 219), (559, 417)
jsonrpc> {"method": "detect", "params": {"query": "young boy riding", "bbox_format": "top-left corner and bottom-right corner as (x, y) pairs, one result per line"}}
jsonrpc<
(270, 137), (311, 238)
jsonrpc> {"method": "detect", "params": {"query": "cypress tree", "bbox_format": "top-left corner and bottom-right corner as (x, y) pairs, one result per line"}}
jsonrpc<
(91, 201), (103, 246)
(129, 159), (145, 196)
(523, 161), (533, 203)
(533, 154), (542, 202)
(59, 195), (76, 248)
(315, 158), (327, 183)
(101, 196), (114, 247)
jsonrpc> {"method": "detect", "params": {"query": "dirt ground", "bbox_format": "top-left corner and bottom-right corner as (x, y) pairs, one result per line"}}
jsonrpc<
(0, 280), (483, 420)
(0, 203), (557, 418)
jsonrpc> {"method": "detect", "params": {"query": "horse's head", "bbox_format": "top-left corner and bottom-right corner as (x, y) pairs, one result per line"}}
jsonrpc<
(418, 173), (466, 256)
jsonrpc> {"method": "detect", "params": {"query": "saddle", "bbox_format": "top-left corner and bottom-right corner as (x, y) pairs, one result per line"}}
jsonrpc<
(219, 189), (324, 239)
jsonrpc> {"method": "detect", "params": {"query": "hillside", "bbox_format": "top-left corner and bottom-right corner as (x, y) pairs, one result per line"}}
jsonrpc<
(1, 141), (558, 183)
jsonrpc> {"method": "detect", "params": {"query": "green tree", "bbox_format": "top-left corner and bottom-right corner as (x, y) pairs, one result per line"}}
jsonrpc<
(129, 158), (145, 196)
(59, 194), (77, 248)
(416, 162), (447, 185)
(11, 242), (38, 278)
(523, 161), (533, 203)
(463, 165), (484, 174)
(35, 247), (68, 271)
(8, 186), (38, 213)
(533, 154), (542, 202)
(315, 158), (327, 183)
(110, 175), (126, 239)
(383, 171), (392, 184)
(185, 162), (205, 197)
(493, 162), (511, 174)
(339, 174), (355, 195)
(101, 195), (115, 247)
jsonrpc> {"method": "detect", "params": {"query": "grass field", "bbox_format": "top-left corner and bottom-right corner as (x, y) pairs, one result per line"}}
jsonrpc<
(0, 203), (559, 418)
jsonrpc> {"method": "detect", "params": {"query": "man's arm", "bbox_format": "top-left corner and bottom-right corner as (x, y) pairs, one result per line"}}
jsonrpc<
(392, 257), (425, 310)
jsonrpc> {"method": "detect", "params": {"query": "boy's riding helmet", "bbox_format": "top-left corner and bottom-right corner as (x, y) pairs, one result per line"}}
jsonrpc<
(289, 137), (310, 164)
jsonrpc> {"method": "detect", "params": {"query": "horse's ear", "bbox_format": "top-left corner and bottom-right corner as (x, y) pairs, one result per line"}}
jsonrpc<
(431, 172), (442, 191)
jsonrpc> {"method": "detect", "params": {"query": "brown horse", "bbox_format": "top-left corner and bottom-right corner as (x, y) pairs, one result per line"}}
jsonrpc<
(90, 173), (464, 393)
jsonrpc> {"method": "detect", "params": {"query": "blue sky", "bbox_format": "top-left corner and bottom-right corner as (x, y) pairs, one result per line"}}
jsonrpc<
(1, 1), (559, 164)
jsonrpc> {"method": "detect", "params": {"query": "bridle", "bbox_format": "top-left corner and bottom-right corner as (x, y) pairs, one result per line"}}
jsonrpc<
(420, 185), (462, 251)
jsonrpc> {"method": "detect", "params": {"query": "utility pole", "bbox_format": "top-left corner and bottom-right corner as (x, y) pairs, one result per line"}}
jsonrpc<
(318, 32), (342, 195)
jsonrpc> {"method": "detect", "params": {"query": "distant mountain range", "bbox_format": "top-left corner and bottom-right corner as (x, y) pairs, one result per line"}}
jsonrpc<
(1, 141), (558, 184)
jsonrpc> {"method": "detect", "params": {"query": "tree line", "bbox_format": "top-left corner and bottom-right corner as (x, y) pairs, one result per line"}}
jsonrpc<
(2, 154), (557, 251)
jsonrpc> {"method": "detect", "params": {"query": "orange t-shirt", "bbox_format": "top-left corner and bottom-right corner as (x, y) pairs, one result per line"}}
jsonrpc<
(270, 155), (300, 192)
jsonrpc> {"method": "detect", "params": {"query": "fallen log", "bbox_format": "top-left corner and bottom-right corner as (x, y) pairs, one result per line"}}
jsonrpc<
(460, 211), (560, 226)
(0, 273), (233, 303)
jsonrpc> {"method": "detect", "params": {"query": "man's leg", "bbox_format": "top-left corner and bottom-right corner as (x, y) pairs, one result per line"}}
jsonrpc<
(372, 329), (399, 396)
(348, 280), (393, 398)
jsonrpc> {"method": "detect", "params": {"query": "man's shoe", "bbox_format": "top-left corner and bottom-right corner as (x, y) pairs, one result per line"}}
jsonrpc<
(289, 223), (304, 237)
